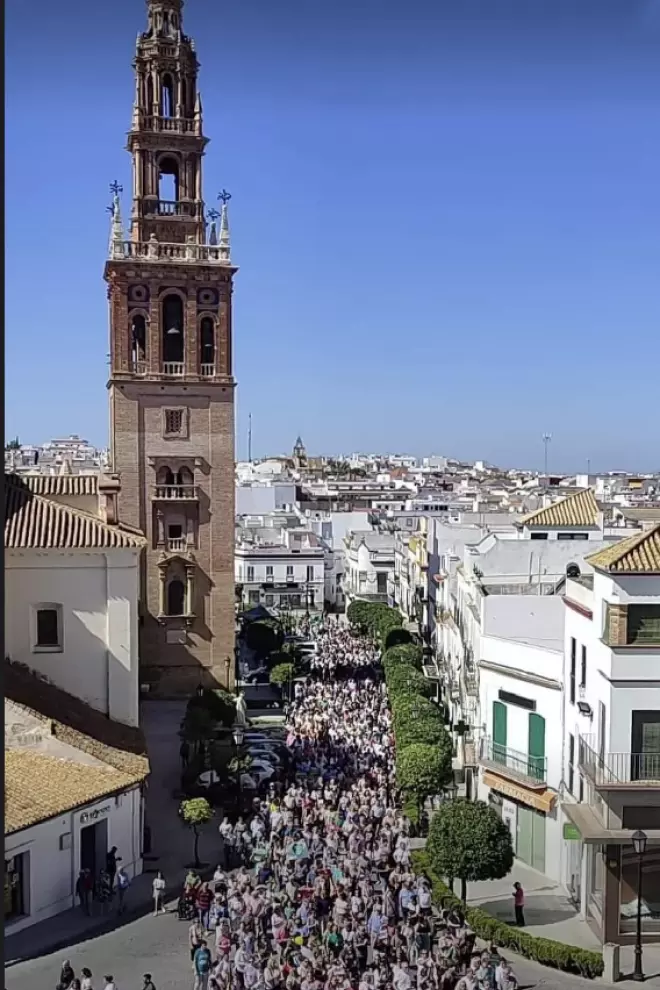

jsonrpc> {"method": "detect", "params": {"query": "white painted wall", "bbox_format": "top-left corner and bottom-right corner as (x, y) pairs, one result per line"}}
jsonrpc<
(4, 549), (140, 727)
(5, 786), (143, 935)
(235, 556), (325, 586)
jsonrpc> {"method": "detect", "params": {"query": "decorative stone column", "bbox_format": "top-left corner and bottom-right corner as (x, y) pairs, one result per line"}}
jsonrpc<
(158, 568), (166, 616)
(185, 563), (195, 617)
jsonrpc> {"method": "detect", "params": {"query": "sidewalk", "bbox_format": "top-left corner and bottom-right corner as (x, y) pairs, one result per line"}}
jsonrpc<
(6, 700), (221, 966)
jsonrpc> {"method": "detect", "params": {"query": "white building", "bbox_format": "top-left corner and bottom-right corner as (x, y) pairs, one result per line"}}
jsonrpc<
(5, 661), (149, 935)
(236, 530), (325, 614)
(4, 473), (145, 727)
(560, 524), (660, 947)
(342, 531), (395, 605)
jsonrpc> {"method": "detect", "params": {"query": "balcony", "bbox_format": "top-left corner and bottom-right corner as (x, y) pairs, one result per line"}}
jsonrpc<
(162, 362), (185, 376)
(132, 115), (200, 136)
(152, 485), (198, 501)
(167, 537), (190, 552)
(200, 364), (215, 377)
(578, 735), (660, 789)
(110, 239), (231, 266)
(143, 199), (200, 219)
(479, 737), (547, 788)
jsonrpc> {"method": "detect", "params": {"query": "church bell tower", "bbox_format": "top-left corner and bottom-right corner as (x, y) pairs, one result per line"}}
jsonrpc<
(105, 0), (237, 695)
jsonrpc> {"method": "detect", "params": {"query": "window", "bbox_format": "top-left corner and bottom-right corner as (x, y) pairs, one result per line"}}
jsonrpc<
(162, 293), (184, 364)
(569, 638), (576, 704)
(377, 572), (388, 594)
(289, 594), (301, 608)
(631, 711), (660, 781)
(306, 565), (314, 583)
(498, 689), (536, 712)
(580, 645), (587, 689)
(527, 713), (546, 782)
(557, 533), (589, 541)
(168, 524), (183, 540)
(530, 533), (548, 540)
(264, 594), (274, 606)
(248, 590), (260, 605)
(627, 605), (660, 646)
(265, 566), (273, 581)
(200, 317), (215, 367)
(579, 775), (584, 802)
(286, 565), (294, 579)
(164, 408), (185, 437)
(166, 579), (185, 616)
(4, 854), (29, 921)
(246, 565), (254, 583)
(33, 605), (62, 652)
(568, 733), (575, 795)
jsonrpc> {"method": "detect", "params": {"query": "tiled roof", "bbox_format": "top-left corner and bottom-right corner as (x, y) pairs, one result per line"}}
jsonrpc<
(518, 489), (599, 529)
(4, 476), (145, 550)
(9, 473), (99, 497)
(585, 524), (660, 575)
(4, 661), (150, 780)
(5, 749), (139, 835)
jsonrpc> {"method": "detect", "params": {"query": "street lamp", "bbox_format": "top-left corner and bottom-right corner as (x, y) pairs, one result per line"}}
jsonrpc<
(232, 723), (245, 813)
(632, 829), (648, 982)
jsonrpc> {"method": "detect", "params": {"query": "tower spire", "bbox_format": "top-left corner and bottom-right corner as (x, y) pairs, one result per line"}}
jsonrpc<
(218, 190), (232, 262)
(108, 181), (124, 258)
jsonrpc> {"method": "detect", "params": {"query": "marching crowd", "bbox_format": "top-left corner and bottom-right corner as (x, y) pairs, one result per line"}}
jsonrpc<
(52, 623), (520, 990)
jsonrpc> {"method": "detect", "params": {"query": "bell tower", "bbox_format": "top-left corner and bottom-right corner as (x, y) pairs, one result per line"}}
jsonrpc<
(105, 0), (237, 696)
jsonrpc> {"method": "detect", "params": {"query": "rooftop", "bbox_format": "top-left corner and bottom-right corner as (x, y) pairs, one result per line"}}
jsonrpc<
(4, 475), (146, 550)
(585, 524), (660, 575)
(518, 488), (600, 529)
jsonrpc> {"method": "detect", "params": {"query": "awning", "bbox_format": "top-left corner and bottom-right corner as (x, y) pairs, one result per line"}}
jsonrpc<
(561, 802), (660, 845)
(482, 771), (557, 814)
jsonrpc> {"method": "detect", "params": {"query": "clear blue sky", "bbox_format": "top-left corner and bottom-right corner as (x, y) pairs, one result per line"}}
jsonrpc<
(6, 0), (660, 471)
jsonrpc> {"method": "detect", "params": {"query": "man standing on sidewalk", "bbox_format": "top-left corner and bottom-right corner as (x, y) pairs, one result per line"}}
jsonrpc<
(76, 870), (91, 915)
(116, 866), (130, 914)
(512, 882), (525, 927)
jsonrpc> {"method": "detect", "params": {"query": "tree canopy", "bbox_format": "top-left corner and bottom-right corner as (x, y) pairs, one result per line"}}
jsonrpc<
(396, 743), (452, 805)
(426, 799), (514, 888)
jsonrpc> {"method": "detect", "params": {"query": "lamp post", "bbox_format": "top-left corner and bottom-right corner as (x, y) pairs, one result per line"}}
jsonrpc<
(233, 723), (245, 813)
(632, 829), (648, 982)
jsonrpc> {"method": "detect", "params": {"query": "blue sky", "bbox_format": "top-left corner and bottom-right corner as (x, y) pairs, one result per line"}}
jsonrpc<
(6, 0), (660, 471)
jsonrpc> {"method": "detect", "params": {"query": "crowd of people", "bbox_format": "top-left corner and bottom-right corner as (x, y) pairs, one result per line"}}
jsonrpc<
(309, 624), (380, 675)
(53, 621), (520, 990)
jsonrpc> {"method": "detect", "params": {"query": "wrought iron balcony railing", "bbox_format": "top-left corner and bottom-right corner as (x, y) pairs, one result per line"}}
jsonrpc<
(479, 737), (547, 787)
(578, 735), (660, 788)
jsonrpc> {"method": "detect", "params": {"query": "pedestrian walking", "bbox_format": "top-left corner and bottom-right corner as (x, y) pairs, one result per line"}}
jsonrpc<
(513, 881), (525, 926)
(143, 975), (156, 990)
(116, 866), (130, 914)
(76, 870), (91, 915)
(80, 969), (94, 990)
(192, 940), (212, 990)
(152, 870), (166, 915)
(105, 846), (121, 889)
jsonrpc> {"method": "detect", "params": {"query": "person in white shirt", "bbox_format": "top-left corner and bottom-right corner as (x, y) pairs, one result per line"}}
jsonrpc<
(152, 871), (166, 915)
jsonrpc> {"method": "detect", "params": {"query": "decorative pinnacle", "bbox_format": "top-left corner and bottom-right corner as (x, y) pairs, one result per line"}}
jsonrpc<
(109, 181), (124, 258)
(207, 207), (220, 246)
(218, 189), (232, 205)
(218, 191), (231, 260)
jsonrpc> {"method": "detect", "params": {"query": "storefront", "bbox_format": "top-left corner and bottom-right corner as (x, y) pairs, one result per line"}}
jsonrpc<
(481, 770), (558, 877)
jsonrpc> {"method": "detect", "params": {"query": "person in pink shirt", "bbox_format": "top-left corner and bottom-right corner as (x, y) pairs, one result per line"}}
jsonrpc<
(513, 882), (525, 926)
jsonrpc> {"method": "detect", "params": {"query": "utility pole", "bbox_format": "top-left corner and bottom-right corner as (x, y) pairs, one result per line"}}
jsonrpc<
(542, 433), (552, 477)
(248, 413), (252, 463)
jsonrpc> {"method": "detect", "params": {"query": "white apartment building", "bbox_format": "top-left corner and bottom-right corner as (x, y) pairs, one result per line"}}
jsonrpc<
(342, 531), (395, 605)
(4, 473), (145, 727)
(561, 525), (660, 947)
(236, 531), (325, 615)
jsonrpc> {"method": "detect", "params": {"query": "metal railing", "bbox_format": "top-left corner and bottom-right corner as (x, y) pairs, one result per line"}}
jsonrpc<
(153, 485), (198, 501)
(479, 737), (547, 786)
(143, 199), (200, 219)
(578, 735), (660, 786)
(162, 362), (185, 376)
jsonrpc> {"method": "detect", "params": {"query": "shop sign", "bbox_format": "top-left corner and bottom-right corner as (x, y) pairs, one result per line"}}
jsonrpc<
(80, 805), (111, 824)
(563, 822), (581, 841)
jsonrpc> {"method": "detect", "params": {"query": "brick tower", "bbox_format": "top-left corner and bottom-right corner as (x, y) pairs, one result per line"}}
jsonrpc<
(105, 0), (237, 696)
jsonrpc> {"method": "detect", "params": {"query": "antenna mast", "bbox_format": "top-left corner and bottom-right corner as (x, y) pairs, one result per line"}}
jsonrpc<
(248, 413), (252, 463)
(542, 433), (552, 477)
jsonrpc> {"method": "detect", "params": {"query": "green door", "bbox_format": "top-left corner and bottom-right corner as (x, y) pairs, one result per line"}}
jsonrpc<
(517, 805), (533, 866)
(531, 808), (546, 873)
(493, 701), (508, 766)
(528, 713), (546, 782)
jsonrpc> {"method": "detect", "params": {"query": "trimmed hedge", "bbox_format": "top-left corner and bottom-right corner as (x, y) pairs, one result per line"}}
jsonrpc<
(384, 626), (413, 651)
(383, 643), (424, 670)
(385, 664), (433, 700)
(411, 851), (604, 979)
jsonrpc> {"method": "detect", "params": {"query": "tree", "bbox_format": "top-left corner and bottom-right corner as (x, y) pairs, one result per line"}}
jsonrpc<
(385, 663), (432, 700)
(383, 643), (423, 670)
(392, 696), (451, 750)
(396, 743), (453, 820)
(270, 662), (295, 702)
(426, 799), (514, 903)
(180, 797), (214, 868)
(384, 626), (413, 651)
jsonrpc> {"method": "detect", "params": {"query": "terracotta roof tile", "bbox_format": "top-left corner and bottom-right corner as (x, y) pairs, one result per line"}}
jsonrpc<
(4, 476), (146, 550)
(4, 661), (150, 780)
(585, 524), (660, 574)
(518, 489), (599, 529)
(5, 749), (139, 834)
(9, 473), (99, 497)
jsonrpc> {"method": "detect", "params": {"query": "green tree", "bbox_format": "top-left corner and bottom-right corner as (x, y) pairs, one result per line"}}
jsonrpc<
(270, 662), (295, 701)
(385, 664), (432, 700)
(426, 799), (514, 903)
(392, 695), (448, 749)
(384, 626), (413, 651)
(396, 743), (453, 820)
(180, 797), (214, 867)
(383, 643), (423, 670)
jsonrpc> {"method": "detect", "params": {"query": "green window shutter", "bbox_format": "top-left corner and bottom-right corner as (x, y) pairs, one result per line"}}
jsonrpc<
(492, 701), (507, 764)
(528, 713), (546, 782)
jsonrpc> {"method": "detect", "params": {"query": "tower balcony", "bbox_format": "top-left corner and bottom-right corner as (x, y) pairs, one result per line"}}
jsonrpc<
(142, 199), (202, 219)
(110, 239), (231, 266)
(152, 485), (199, 502)
(162, 362), (185, 377)
(132, 115), (201, 136)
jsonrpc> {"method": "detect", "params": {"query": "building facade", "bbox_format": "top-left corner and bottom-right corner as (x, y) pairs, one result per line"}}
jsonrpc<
(561, 525), (660, 945)
(105, 0), (237, 694)
(342, 531), (395, 605)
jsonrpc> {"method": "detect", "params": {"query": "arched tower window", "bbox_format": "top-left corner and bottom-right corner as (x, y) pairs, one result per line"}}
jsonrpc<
(131, 314), (146, 370)
(167, 578), (185, 616)
(147, 74), (154, 109)
(200, 317), (215, 367)
(162, 74), (175, 117)
(181, 78), (188, 113)
(176, 467), (194, 487)
(162, 294), (184, 363)
(156, 466), (175, 486)
(158, 156), (179, 204)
